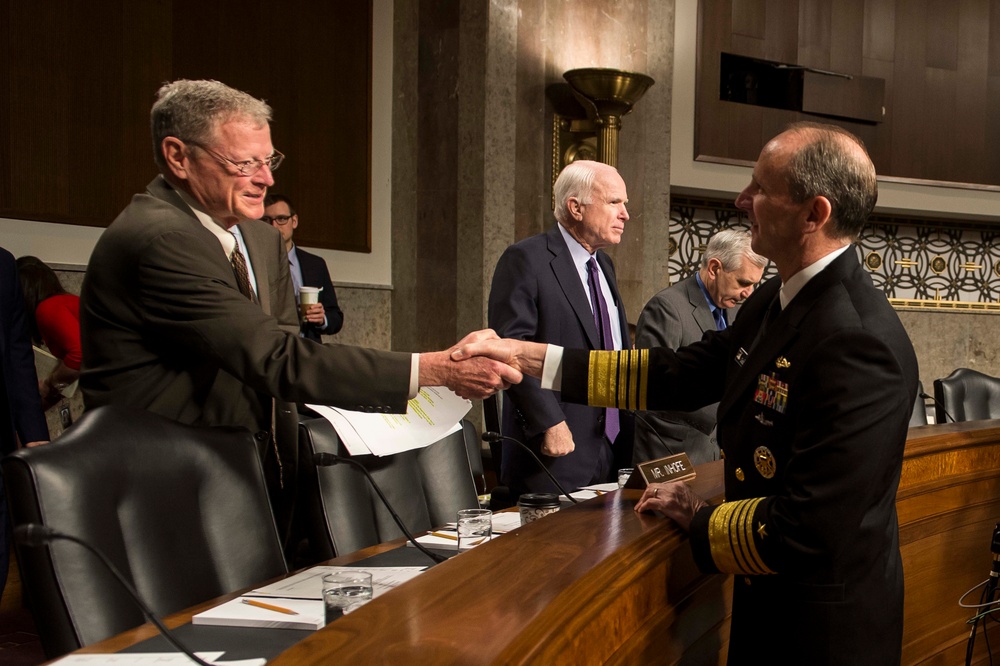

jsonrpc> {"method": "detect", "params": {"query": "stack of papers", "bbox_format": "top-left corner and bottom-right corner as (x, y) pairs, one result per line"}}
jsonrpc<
(410, 512), (523, 550)
(306, 386), (470, 456)
(560, 482), (619, 502)
(192, 566), (426, 631)
(193, 597), (325, 631)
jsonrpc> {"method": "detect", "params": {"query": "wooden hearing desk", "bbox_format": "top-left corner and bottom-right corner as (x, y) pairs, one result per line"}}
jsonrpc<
(78, 420), (1000, 664)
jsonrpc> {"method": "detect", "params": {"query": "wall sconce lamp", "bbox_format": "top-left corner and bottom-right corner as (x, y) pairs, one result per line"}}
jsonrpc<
(551, 67), (655, 177)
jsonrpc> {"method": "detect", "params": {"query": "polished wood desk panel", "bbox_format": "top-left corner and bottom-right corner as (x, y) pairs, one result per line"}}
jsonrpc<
(273, 463), (728, 665)
(76, 421), (1000, 664)
(898, 419), (1000, 665)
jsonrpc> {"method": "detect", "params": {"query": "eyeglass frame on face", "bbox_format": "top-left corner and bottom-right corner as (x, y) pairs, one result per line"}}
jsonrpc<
(185, 140), (285, 177)
(261, 214), (295, 225)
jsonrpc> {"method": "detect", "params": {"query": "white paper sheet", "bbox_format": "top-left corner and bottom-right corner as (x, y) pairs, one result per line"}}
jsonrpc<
(410, 511), (524, 549)
(306, 386), (471, 456)
(249, 566), (427, 600)
(193, 597), (325, 630)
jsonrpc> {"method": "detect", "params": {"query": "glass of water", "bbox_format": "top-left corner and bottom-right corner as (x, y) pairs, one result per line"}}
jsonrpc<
(322, 570), (373, 624)
(617, 468), (634, 489)
(456, 508), (492, 550)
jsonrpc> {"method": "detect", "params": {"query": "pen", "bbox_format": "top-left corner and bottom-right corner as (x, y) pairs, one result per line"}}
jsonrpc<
(242, 598), (299, 615)
(430, 531), (459, 541)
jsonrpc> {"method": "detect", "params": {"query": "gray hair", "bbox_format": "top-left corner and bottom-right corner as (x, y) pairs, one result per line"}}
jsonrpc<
(783, 122), (877, 240)
(703, 229), (767, 271)
(150, 79), (272, 172)
(552, 160), (603, 225)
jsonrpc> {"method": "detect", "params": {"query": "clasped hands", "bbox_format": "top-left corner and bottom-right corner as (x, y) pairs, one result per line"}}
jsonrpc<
(421, 331), (545, 401)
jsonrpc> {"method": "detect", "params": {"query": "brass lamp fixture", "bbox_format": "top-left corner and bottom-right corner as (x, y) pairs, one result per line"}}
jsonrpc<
(554, 67), (655, 170)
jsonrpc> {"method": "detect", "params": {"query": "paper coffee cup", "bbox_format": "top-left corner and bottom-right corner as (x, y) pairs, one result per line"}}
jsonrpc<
(299, 286), (322, 316)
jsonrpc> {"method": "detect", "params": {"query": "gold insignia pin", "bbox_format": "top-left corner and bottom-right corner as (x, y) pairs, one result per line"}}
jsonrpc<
(735, 468), (745, 482)
(754, 446), (776, 479)
(757, 522), (768, 539)
(775, 357), (791, 369)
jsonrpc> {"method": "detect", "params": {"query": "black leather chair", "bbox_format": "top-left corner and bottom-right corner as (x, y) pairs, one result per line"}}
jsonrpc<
(933, 368), (1000, 423)
(909, 380), (929, 427)
(297, 417), (480, 559)
(2, 405), (287, 659)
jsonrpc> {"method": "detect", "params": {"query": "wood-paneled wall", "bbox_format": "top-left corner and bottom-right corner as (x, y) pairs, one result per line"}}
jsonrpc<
(697, 0), (1000, 190)
(0, 0), (372, 252)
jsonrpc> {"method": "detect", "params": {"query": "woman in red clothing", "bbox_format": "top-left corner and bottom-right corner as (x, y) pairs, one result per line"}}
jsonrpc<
(16, 256), (81, 410)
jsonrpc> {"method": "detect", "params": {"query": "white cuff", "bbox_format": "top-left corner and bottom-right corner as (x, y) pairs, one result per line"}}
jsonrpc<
(541, 344), (564, 391)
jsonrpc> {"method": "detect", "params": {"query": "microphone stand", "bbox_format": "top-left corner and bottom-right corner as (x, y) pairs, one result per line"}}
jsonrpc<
(480, 432), (579, 504)
(14, 524), (213, 666)
(964, 523), (1000, 665)
(312, 452), (448, 564)
(920, 392), (956, 424)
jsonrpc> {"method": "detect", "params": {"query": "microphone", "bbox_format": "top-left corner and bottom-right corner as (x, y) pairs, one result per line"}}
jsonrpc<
(14, 524), (213, 666)
(312, 452), (448, 564)
(480, 432), (579, 504)
(920, 392), (956, 424)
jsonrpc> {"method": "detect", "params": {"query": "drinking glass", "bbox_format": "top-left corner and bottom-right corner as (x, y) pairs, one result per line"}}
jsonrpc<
(456, 508), (492, 550)
(322, 570), (373, 624)
(617, 468), (634, 489)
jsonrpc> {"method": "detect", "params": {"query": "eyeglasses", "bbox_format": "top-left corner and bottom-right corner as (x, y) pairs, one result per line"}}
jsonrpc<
(261, 215), (294, 225)
(188, 141), (285, 176)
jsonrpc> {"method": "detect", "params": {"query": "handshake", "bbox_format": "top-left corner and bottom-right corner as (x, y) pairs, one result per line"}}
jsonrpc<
(418, 329), (548, 401)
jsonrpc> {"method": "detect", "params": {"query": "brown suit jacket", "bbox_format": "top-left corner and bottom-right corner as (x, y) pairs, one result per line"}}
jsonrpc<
(81, 176), (411, 430)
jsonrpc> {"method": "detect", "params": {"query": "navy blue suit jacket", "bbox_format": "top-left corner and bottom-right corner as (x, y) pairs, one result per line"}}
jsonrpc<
(294, 247), (343, 341)
(488, 225), (631, 495)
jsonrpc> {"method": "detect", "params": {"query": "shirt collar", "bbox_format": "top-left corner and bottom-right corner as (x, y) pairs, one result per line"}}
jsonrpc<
(779, 244), (852, 308)
(694, 271), (723, 313)
(557, 222), (599, 279)
(173, 186), (237, 257)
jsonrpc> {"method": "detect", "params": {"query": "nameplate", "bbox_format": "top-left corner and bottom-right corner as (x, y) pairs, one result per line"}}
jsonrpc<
(623, 453), (696, 489)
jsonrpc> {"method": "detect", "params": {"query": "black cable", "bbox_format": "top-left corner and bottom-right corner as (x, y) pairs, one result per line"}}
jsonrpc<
(920, 392), (956, 424)
(14, 524), (213, 666)
(480, 432), (580, 503)
(312, 452), (448, 564)
(628, 410), (682, 458)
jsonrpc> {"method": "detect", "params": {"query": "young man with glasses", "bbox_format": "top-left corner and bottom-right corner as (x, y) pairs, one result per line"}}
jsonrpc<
(261, 194), (343, 341)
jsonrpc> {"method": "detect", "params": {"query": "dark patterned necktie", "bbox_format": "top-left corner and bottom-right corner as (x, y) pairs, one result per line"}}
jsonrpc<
(229, 232), (258, 304)
(586, 257), (620, 443)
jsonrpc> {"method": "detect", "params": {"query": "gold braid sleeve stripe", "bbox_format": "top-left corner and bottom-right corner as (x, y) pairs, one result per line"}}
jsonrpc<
(586, 350), (648, 411)
(707, 498), (775, 575)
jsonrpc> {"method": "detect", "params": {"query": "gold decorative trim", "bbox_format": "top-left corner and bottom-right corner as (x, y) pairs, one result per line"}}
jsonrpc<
(865, 251), (882, 271)
(889, 298), (1000, 312)
(707, 498), (774, 575)
(586, 350), (649, 411)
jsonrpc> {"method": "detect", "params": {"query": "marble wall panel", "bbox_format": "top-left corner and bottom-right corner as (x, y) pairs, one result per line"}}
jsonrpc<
(324, 286), (393, 351)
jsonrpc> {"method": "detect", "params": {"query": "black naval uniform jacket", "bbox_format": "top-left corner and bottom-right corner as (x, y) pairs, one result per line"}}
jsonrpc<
(562, 249), (918, 665)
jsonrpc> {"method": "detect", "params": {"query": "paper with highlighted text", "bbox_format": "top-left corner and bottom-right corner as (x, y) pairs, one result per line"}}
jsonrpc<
(307, 386), (471, 456)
